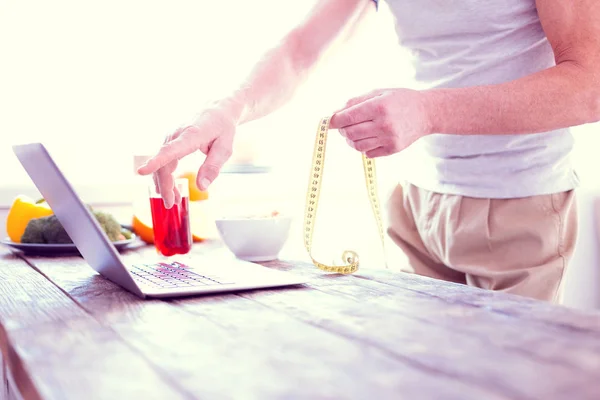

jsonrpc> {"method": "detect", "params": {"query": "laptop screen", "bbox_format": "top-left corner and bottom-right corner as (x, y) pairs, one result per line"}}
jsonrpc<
(12, 143), (142, 295)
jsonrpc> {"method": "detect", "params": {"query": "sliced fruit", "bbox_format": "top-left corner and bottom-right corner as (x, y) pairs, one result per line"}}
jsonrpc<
(6, 195), (54, 243)
(178, 171), (209, 202)
(131, 215), (154, 244)
(189, 201), (216, 242)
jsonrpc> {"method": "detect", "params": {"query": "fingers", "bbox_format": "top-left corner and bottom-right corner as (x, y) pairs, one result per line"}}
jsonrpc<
(329, 98), (379, 130)
(163, 127), (184, 145)
(173, 185), (182, 206)
(152, 173), (160, 194)
(346, 137), (381, 153)
(157, 172), (175, 209)
(365, 147), (394, 158)
(333, 89), (385, 113)
(196, 136), (233, 190)
(338, 120), (377, 141)
(137, 128), (197, 175)
(155, 160), (178, 209)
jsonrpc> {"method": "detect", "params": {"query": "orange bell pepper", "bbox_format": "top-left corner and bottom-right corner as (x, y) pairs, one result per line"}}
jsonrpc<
(6, 195), (53, 242)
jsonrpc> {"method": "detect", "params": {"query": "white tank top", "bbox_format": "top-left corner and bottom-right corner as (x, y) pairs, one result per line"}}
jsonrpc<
(382, 0), (579, 198)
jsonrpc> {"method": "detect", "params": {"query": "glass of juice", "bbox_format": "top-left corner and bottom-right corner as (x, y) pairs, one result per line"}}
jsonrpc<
(148, 178), (192, 257)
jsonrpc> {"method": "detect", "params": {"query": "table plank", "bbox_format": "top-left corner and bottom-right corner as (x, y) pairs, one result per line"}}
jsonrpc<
(17, 248), (505, 400)
(271, 259), (600, 354)
(252, 258), (600, 399)
(10, 244), (600, 399)
(358, 267), (600, 332)
(266, 258), (600, 332)
(0, 250), (191, 400)
(242, 284), (599, 399)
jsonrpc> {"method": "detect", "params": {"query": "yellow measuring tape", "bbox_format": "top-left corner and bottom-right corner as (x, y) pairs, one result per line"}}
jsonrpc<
(303, 117), (386, 274)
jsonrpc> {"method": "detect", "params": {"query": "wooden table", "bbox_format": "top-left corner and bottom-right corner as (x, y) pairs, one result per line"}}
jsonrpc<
(1, 243), (600, 400)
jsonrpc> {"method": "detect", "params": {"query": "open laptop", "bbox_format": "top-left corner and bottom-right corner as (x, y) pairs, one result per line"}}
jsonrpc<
(12, 143), (308, 299)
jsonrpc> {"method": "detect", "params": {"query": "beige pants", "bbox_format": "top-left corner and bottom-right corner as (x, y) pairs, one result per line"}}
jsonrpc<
(386, 182), (578, 303)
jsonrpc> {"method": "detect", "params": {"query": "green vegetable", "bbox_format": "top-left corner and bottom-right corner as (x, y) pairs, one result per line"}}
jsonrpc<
(21, 210), (130, 244)
(21, 215), (71, 244)
(92, 210), (123, 242)
(120, 228), (132, 240)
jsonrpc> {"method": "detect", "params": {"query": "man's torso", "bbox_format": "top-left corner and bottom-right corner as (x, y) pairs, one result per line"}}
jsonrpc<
(382, 0), (579, 198)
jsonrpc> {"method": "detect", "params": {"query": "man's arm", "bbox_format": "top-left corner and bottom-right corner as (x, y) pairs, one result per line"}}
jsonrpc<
(219, 0), (375, 125)
(424, 0), (600, 135)
(328, 0), (600, 158)
(137, 0), (375, 200)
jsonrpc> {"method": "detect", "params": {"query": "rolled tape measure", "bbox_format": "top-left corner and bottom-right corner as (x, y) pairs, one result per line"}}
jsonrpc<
(303, 117), (386, 274)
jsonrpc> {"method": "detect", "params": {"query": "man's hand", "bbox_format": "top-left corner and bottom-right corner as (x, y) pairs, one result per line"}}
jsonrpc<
(329, 88), (432, 158)
(137, 105), (237, 208)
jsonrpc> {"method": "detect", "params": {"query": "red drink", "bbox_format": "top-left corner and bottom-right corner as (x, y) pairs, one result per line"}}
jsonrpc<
(149, 180), (192, 256)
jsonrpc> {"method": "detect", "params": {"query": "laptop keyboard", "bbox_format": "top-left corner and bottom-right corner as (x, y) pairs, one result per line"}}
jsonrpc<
(129, 261), (235, 289)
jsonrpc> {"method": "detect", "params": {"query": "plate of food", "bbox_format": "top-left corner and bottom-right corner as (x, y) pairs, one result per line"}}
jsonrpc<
(0, 235), (136, 255)
(1, 195), (138, 255)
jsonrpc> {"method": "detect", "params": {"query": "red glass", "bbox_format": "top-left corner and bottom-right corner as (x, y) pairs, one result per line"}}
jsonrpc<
(149, 179), (192, 256)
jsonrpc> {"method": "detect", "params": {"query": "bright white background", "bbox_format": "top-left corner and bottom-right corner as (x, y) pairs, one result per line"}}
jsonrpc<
(1, 0), (599, 309)
(0, 0), (410, 192)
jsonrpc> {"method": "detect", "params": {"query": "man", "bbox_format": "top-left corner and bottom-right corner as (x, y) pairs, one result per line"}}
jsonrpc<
(137, 0), (600, 303)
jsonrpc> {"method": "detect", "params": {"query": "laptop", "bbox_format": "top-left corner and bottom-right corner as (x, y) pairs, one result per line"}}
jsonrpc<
(12, 143), (308, 299)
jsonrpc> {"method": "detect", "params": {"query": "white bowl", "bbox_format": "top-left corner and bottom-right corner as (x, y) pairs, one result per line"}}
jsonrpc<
(214, 215), (293, 262)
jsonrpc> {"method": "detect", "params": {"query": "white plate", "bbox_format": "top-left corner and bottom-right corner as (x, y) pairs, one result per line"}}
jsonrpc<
(0, 235), (137, 255)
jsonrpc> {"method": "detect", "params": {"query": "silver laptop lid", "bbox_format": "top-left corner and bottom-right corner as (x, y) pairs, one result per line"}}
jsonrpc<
(12, 143), (142, 296)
